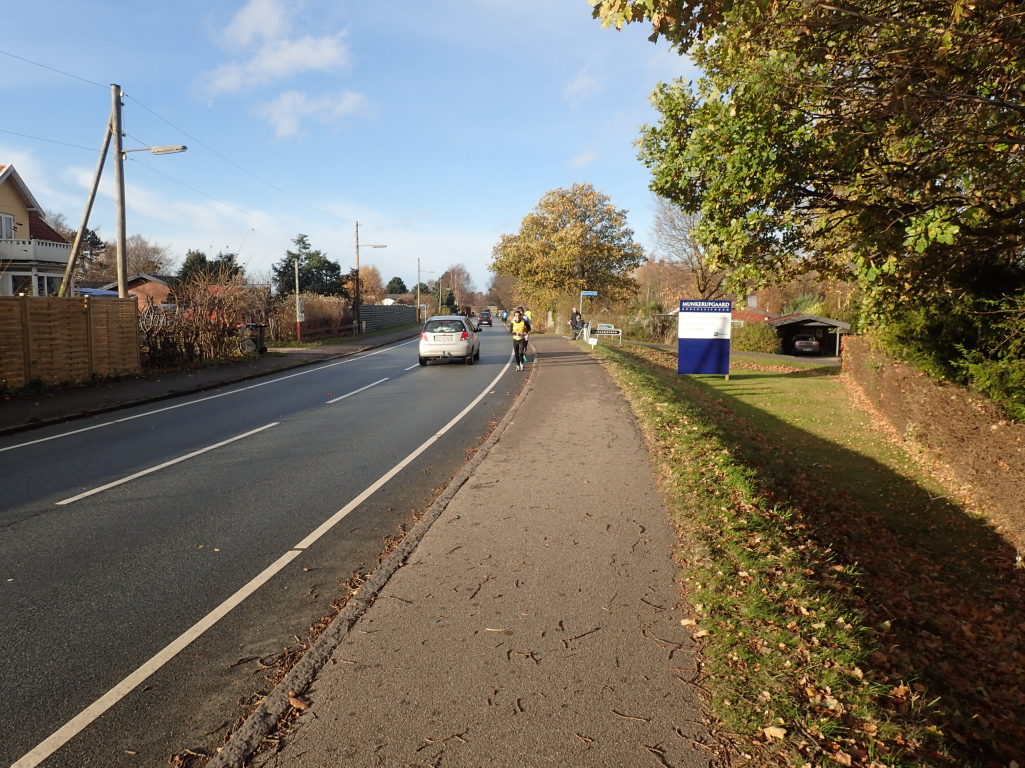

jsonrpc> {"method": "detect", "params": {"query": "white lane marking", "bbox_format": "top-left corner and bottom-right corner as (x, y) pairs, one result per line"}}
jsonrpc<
(295, 358), (512, 550)
(56, 423), (279, 506)
(404, 363), (419, 371)
(10, 548), (305, 768)
(326, 378), (388, 404)
(0, 339), (419, 455)
(13, 355), (515, 768)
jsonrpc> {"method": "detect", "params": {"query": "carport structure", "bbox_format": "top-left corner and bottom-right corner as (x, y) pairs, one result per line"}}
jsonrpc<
(769, 313), (851, 357)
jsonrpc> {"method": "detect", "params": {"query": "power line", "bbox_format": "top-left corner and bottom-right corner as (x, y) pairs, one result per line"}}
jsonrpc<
(0, 128), (96, 153)
(126, 156), (296, 238)
(0, 48), (107, 89)
(124, 94), (352, 225)
(1, 45), (359, 260)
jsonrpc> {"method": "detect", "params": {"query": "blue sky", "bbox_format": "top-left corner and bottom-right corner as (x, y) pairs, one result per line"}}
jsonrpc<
(1, 0), (697, 293)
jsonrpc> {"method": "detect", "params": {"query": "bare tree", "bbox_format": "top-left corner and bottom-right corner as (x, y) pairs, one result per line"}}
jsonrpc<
(486, 273), (517, 309)
(125, 234), (175, 275)
(43, 209), (75, 241)
(651, 196), (725, 300)
(438, 264), (476, 308)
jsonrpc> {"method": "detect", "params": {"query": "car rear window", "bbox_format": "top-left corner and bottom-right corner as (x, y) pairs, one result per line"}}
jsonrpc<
(425, 320), (466, 333)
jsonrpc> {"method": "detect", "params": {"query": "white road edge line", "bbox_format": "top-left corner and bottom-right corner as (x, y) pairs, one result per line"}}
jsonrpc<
(13, 357), (513, 768)
(0, 339), (418, 454)
(295, 359), (512, 550)
(10, 548), (305, 768)
(326, 377), (388, 404)
(56, 423), (279, 506)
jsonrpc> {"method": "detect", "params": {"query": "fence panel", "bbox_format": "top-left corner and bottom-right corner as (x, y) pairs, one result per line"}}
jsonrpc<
(359, 304), (417, 331)
(0, 296), (140, 389)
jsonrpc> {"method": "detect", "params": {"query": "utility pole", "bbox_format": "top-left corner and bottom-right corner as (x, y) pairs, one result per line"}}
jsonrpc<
(354, 221), (362, 335)
(294, 256), (302, 342)
(417, 258), (434, 323)
(111, 84), (128, 298)
(353, 222), (386, 334)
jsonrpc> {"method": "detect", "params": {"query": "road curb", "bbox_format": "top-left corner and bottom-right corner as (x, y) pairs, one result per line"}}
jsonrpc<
(0, 331), (419, 439)
(208, 349), (540, 768)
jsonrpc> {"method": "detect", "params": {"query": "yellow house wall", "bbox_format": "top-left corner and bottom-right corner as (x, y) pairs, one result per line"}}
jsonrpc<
(0, 181), (30, 238)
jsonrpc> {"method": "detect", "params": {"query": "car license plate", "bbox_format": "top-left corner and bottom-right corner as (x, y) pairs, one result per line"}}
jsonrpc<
(436, 335), (453, 342)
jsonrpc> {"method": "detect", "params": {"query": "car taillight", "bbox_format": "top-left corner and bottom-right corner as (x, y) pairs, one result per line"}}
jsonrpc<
(460, 330), (469, 340)
(420, 331), (428, 340)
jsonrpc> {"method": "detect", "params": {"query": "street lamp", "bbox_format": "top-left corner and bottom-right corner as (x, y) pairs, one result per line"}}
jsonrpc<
(354, 221), (386, 335)
(417, 258), (434, 323)
(58, 84), (187, 298)
(122, 145), (188, 155)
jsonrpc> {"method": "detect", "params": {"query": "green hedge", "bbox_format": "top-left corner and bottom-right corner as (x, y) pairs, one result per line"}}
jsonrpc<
(731, 322), (780, 354)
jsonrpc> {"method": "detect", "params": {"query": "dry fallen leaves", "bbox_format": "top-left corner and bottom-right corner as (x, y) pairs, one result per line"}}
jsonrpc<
(288, 690), (311, 711)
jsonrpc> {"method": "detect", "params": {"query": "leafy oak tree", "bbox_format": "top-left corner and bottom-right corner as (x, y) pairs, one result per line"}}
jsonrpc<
(595, 0), (1025, 391)
(490, 183), (645, 309)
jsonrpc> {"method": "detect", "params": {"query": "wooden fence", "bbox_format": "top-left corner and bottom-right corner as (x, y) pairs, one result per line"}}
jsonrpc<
(0, 296), (141, 389)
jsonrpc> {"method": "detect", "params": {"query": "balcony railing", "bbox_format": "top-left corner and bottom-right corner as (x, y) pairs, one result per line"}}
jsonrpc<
(0, 238), (72, 264)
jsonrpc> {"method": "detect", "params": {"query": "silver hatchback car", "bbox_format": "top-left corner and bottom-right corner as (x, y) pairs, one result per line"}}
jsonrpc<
(418, 315), (480, 365)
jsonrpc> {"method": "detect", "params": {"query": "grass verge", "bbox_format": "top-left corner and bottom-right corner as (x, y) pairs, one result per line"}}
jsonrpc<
(590, 343), (1024, 768)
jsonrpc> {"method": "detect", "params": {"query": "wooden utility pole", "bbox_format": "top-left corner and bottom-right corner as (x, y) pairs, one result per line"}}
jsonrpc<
(58, 120), (113, 297)
(354, 221), (362, 335)
(294, 257), (302, 342)
(111, 84), (128, 299)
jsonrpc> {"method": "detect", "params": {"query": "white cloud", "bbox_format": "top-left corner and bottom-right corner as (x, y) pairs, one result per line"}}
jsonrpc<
(208, 34), (351, 93)
(260, 90), (374, 137)
(223, 0), (291, 48)
(570, 151), (598, 169)
(205, 0), (351, 93)
(564, 67), (603, 107)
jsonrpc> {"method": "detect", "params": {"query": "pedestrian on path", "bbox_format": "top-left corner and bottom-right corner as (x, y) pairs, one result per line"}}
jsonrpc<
(509, 309), (531, 371)
(568, 305), (583, 340)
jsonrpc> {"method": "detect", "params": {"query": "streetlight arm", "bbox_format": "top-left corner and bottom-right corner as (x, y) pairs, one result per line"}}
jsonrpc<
(122, 145), (188, 155)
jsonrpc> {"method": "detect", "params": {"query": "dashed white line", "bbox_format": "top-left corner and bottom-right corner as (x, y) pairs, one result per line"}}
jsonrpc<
(13, 356), (513, 768)
(326, 378), (389, 404)
(0, 339), (418, 454)
(56, 423), (279, 505)
(404, 363), (420, 371)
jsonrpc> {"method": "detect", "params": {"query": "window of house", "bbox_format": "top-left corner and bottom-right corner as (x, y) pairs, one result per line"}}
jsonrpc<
(0, 214), (14, 240)
(37, 275), (62, 295)
(11, 275), (33, 295)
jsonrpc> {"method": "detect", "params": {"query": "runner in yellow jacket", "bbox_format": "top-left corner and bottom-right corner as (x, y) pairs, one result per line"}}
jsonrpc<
(509, 309), (531, 371)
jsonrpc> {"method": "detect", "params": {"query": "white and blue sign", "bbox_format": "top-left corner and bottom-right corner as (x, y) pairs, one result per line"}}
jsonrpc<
(677, 300), (732, 375)
(581, 290), (598, 297)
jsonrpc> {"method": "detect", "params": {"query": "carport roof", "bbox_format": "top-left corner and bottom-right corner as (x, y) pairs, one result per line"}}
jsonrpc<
(768, 313), (851, 332)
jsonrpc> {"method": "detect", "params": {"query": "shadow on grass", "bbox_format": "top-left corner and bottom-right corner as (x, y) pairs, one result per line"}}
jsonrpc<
(620, 348), (1024, 765)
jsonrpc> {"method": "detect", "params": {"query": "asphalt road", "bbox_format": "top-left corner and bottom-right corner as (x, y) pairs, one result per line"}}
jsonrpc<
(0, 329), (525, 767)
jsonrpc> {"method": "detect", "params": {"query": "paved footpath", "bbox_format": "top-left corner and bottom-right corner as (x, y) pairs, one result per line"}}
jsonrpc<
(254, 336), (711, 768)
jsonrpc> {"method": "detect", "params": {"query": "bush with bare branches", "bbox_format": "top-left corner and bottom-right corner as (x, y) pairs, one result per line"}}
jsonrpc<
(140, 272), (270, 368)
(268, 293), (352, 341)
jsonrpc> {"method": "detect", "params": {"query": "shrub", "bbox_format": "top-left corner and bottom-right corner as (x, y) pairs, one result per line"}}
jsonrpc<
(731, 322), (780, 353)
(141, 273), (270, 368)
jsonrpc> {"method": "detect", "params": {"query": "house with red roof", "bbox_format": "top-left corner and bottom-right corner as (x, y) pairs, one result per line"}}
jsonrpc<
(0, 164), (73, 296)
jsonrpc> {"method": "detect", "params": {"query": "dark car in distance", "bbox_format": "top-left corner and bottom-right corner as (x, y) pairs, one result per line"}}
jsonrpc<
(478, 309), (492, 327)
